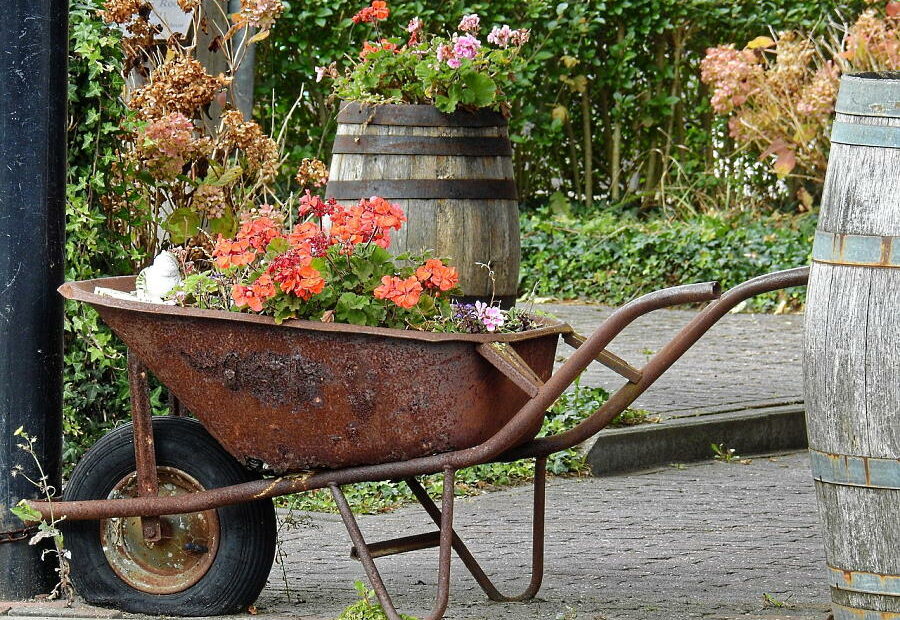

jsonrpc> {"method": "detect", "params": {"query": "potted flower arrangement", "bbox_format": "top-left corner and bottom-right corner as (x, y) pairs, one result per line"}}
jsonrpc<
(96, 0), (533, 329)
(318, 2), (533, 304)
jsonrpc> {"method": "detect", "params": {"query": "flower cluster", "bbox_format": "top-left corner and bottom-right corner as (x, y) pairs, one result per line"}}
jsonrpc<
(129, 53), (231, 119)
(295, 158), (330, 189)
(101, 0), (287, 255)
(327, 4), (532, 114)
(700, 45), (762, 114)
(185, 194), (464, 327)
(701, 5), (898, 194)
(232, 0), (285, 30)
(451, 302), (505, 333)
(352, 0), (389, 24)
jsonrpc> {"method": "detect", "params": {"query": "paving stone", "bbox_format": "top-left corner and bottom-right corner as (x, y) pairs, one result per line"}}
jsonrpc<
(3, 601), (121, 618)
(539, 303), (804, 415)
(252, 452), (827, 619)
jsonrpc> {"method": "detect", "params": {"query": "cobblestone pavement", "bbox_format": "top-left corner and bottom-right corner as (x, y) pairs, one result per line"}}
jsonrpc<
(255, 452), (827, 620)
(538, 303), (805, 415)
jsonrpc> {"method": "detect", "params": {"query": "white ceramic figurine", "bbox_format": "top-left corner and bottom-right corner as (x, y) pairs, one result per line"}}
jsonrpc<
(135, 251), (182, 303)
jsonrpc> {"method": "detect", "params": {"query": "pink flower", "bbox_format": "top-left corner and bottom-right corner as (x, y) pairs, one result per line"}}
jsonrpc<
(512, 28), (530, 45)
(453, 34), (481, 60)
(407, 17), (423, 33)
(487, 25), (513, 48)
(315, 66), (327, 82)
(458, 13), (480, 33)
(474, 301), (505, 332)
(437, 43), (458, 67)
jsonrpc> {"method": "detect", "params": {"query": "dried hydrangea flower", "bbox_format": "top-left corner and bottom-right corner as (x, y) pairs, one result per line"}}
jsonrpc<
(100, 0), (149, 24)
(233, 0), (285, 30)
(295, 158), (329, 189)
(129, 53), (231, 118)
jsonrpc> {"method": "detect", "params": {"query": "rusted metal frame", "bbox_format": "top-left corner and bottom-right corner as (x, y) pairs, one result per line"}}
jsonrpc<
(26, 279), (724, 522)
(477, 342), (543, 397)
(127, 351), (161, 542)
(405, 457), (547, 602)
(332, 135), (513, 157)
(351, 531), (442, 560)
(504, 266), (811, 461)
(330, 467), (457, 620)
(562, 332), (643, 383)
(167, 392), (187, 417)
(326, 179), (519, 201)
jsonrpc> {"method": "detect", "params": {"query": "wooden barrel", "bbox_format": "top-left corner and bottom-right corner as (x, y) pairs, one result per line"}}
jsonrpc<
(804, 72), (900, 620)
(325, 102), (520, 305)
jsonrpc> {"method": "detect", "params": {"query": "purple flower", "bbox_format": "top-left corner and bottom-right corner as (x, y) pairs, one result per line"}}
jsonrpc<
(475, 301), (505, 332)
(458, 13), (480, 33)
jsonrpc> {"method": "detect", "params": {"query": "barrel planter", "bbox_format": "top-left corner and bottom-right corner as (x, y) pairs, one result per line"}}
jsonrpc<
(804, 72), (900, 620)
(325, 102), (520, 305)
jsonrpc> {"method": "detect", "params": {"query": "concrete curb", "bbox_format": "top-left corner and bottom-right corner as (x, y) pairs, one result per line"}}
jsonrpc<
(586, 402), (808, 476)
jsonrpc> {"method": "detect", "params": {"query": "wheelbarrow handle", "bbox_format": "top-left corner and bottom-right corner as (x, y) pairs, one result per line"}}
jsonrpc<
(504, 265), (811, 461)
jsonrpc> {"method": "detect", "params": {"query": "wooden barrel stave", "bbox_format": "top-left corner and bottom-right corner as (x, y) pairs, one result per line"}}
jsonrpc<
(804, 73), (900, 619)
(327, 104), (520, 303)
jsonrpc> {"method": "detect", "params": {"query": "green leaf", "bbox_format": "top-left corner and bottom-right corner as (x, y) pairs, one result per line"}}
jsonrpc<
(462, 72), (496, 108)
(10, 501), (43, 524)
(163, 208), (201, 244)
(209, 211), (238, 238)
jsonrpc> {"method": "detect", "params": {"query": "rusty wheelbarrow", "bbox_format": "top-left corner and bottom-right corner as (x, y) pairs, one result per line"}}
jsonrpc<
(25, 266), (809, 618)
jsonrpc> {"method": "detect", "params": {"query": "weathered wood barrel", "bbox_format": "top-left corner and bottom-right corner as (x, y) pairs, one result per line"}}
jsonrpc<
(325, 102), (520, 305)
(804, 72), (900, 620)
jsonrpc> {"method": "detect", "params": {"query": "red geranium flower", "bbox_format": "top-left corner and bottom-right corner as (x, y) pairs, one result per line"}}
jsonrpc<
(267, 250), (326, 300)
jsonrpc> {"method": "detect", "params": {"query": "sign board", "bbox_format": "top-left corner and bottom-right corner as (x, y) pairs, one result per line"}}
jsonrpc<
(149, 0), (193, 37)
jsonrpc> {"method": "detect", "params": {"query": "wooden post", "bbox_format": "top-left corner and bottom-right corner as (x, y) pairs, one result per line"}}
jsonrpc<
(804, 72), (900, 619)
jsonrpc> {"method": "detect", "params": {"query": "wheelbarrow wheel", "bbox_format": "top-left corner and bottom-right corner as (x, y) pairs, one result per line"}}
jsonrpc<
(62, 416), (277, 616)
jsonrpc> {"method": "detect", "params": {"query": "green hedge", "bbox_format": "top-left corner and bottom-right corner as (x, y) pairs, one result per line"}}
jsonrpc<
(259, 0), (865, 209)
(520, 208), (815, 311)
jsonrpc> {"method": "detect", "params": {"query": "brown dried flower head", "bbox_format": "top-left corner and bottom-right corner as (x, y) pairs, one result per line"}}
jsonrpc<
(100, 0), (150, 24)
(129, 53), (231, 119)
(295, 158), (329, 189)
(191, 184), (228, 219)
(233, 0), (285, 30)
(220, 110), (280, 182)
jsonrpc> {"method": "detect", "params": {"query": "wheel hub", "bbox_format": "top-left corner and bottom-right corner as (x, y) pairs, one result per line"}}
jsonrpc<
(100, 467), (220, 594)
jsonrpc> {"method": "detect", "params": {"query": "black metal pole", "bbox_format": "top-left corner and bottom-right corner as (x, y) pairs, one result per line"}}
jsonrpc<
(0, 0), (68, 599)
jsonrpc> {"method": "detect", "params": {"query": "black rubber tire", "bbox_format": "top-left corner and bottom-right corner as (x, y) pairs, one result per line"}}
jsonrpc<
(63, 416), (277, 616)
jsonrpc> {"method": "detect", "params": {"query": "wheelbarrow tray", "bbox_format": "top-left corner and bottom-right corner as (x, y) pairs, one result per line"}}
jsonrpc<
(61, 277), (570, 472)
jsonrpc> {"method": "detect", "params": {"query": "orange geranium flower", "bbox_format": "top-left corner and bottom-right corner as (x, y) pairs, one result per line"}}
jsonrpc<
(373, 275), (423, 309)
(267, 250), (326, 300)
(365, 196), (406, 230)
(415, 259), (459, 292)
(352, 0), (389, 24)
(231, 274), (276, 312)
(237, 216), (283, 252)
(360, 38), (399, 59)
(212, 235), (256, 270)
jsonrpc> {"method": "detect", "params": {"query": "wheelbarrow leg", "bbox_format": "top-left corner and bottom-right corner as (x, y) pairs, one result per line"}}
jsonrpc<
(127, 350), (161, 542)
(329, 466), (456, 620)
(405, 457), (547, 602)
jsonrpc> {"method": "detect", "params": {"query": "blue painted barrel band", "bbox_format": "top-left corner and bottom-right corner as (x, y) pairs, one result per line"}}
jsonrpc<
(812, 230), (900, 268)
(831, 120), (900, 149)
(832, 602), (900, 620)
(810, 449), (900, 489)
(830, 566), (900, 597)
(835, 74), (900, 118)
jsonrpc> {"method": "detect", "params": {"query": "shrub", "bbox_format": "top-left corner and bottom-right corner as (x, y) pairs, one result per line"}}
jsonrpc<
(520, 206), (815, 311)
